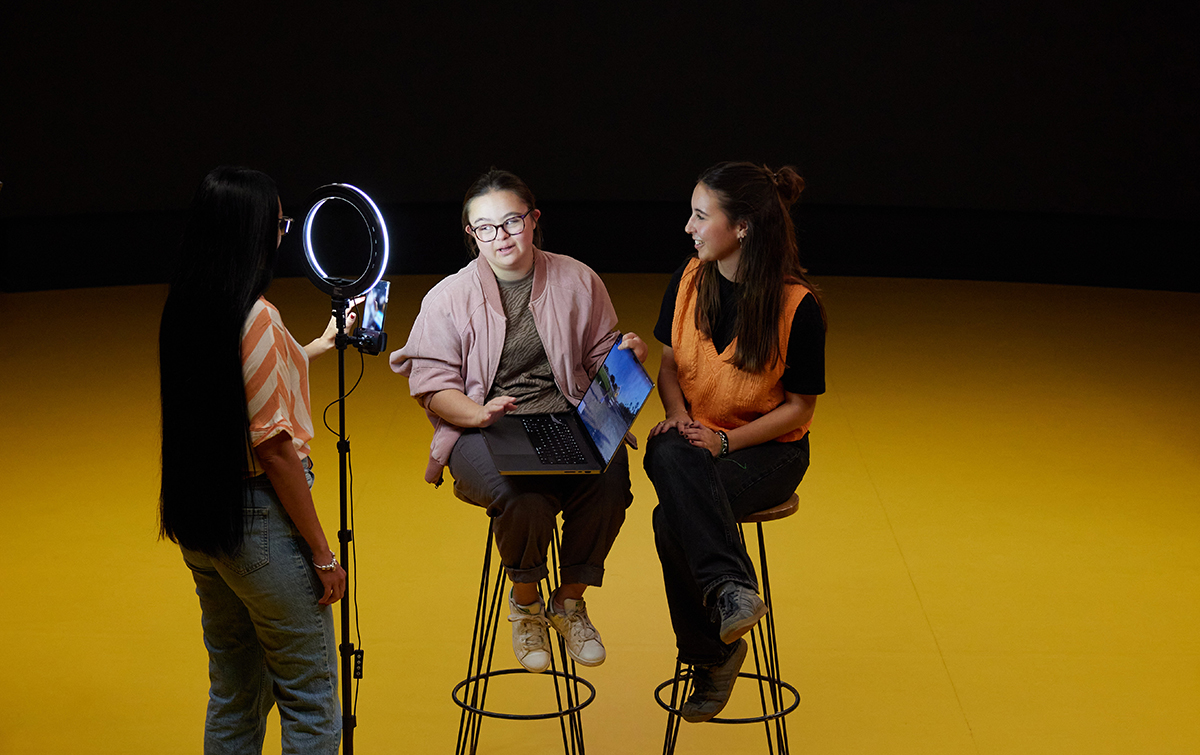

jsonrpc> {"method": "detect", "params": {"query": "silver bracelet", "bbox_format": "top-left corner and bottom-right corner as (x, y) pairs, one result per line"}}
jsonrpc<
(313, 551), (339, 572)
(717, 430), (729, 457)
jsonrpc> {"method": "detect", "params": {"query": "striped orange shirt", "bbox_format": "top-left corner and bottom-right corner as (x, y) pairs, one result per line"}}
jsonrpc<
(241, 297), (313, 464)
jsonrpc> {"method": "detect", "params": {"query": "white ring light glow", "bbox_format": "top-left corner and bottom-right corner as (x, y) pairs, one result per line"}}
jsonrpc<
(301, 183), (390, 299)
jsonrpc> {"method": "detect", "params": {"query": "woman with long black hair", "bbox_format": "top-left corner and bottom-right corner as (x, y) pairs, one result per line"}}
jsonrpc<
(159, 166), (349, 753)
(644, 161), (827, 723)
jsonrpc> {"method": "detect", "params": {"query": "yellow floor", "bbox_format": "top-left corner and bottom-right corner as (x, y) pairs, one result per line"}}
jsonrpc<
(1, 274), (1197, 754)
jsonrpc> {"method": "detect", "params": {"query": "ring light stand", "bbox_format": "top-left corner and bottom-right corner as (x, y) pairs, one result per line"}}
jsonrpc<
(301, 183), (390, 754)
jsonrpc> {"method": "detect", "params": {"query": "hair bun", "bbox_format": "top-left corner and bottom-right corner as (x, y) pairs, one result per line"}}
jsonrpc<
(769, 165), (805, 206)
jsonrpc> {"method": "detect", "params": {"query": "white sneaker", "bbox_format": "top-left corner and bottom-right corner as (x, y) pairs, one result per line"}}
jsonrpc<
(547, 596), (606, 667)
(508, 590), (552, 673)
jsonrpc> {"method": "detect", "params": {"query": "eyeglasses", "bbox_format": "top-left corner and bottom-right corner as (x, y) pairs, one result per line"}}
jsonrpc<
(279, 216), (293, 235)
(468, 210), (533, 243)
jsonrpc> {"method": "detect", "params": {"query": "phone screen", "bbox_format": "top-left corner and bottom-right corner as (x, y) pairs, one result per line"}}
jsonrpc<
(362, 280), (390, 333)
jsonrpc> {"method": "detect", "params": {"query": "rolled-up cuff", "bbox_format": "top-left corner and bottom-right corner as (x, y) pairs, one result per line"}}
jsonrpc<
(504, 562), (550, 584)
(561, 563), (605, 587)
(424, 458), (445, 485)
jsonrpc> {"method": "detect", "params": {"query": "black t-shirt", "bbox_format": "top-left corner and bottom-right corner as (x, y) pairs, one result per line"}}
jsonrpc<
(653, 261), (826, 395)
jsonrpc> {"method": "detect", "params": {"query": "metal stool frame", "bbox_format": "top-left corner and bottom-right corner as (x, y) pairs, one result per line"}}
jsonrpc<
(656, 494), (801, 755)
(453, 519), (593, 755)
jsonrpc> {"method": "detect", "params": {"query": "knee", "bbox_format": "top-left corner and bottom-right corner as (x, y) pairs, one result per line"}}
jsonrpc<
(598, 449), (634, 513)
(487, 490), (555, 525)
(644, 430), (706, 478)
(591, 483), (633, 519)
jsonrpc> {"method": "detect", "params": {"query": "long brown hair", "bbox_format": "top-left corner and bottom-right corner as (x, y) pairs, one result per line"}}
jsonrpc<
(692, 161), (825, 374)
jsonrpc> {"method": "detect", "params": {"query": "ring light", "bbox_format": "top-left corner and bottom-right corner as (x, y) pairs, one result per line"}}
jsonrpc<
(301, 183), (390, 300)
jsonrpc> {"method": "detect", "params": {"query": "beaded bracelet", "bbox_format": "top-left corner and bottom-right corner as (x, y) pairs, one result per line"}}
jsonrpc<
(313, 551), (339, 572)
(717, 430), (729, 458)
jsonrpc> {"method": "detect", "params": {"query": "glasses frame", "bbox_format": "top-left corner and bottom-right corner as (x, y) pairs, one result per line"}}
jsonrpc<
(468, 209), (534, 243)
(279, 216), (294, 235)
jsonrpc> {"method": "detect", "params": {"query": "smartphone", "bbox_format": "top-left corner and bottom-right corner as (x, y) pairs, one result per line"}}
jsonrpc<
(354, 280), (390, 355)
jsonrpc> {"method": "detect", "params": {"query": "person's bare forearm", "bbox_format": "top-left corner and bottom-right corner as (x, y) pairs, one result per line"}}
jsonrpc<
(254, 432), (347, 604)
(255, 433), (333, 559)
(426, 389), (516, 428)
(657, 347), (690, 420)
(724, 393), (817, 452)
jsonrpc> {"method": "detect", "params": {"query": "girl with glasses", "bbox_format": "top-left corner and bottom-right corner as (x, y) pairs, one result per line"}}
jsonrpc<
(644, 161), (827, 723)
(391, 168), (647, 673)
(159, 166), (354, 753)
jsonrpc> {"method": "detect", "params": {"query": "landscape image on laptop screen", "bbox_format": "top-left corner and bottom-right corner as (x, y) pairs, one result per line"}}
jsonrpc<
(576, 343), (655, 462)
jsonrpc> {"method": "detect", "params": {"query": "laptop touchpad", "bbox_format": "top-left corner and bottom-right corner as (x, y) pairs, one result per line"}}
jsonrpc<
(485, 417), (536, 454)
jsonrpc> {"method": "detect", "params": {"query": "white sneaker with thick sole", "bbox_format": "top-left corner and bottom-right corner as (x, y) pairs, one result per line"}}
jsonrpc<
(508, 591), (552, 673)
(547, 596), (606, 667)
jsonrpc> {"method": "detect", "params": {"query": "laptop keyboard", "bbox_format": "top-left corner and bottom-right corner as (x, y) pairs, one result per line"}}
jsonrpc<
(522, 416), (588, 465)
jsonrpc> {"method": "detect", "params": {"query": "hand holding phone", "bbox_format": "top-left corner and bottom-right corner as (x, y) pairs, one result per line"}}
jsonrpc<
(353, 280), (390, 355)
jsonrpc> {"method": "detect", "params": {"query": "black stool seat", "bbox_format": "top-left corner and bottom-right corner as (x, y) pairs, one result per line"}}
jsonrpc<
(453, 504), (593, 755)
(656, 492), (801, 754)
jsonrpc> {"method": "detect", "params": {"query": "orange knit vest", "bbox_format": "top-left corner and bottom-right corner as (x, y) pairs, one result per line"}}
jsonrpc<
(672, 258), (812, 442)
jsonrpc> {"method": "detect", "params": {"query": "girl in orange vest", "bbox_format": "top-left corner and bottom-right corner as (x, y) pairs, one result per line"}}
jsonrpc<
(644, 161), (827, 723)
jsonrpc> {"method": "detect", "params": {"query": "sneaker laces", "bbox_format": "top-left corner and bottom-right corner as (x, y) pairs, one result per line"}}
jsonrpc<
(713, 584), (753, 622)
(561, 601), (599, 643)
(714, 588), (739, 623)
(511, 614), (549, 650)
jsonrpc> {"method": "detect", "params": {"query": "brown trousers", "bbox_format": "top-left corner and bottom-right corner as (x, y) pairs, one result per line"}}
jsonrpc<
(448, 430), (633, 586)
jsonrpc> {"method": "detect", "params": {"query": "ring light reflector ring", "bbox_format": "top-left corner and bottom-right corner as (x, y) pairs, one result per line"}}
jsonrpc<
(301, 183), (390, 299)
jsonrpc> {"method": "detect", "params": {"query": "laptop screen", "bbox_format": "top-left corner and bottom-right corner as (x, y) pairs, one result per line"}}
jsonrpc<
(575, 339), (655, 463)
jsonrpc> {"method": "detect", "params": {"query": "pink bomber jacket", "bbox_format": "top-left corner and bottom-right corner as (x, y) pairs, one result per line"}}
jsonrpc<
(389, 249), (620, 484)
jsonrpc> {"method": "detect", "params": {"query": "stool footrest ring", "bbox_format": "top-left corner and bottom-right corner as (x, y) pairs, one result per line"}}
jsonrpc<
(453, 668), (596, 721)
(653, 671), (800, 724)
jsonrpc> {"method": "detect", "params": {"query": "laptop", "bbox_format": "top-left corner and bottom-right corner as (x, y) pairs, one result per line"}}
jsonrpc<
(481, 337), (655, 474)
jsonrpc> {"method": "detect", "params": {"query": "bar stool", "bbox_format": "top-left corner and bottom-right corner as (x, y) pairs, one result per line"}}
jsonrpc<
(654, 493), (802, 755)
(451, 494), (595, 755)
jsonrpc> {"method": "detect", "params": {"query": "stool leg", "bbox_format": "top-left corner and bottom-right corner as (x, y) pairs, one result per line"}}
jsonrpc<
(661, 660), (688, 755)
(546, 522), (585, 754)
(738, 521), (792, 755)
(739, 524), (776, 754)
(455, 525), (485, 755)
(479, 553), (508, 753)
(755, 522), (789, 755)
(458, 524), (507, 755)
(455, 519), (595, 754)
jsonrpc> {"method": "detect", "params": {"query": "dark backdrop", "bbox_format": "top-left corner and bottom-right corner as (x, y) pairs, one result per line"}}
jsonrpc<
(2, 2), (1196, 292)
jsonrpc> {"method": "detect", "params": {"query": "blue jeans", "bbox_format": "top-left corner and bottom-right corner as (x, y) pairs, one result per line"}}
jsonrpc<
(644, 429), (810, 665)
(181, 464), (340, 754)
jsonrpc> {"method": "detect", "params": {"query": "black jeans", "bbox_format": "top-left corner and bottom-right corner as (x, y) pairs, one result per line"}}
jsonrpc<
(644, 429), (810, 665)
(449, 430), (633, 587)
